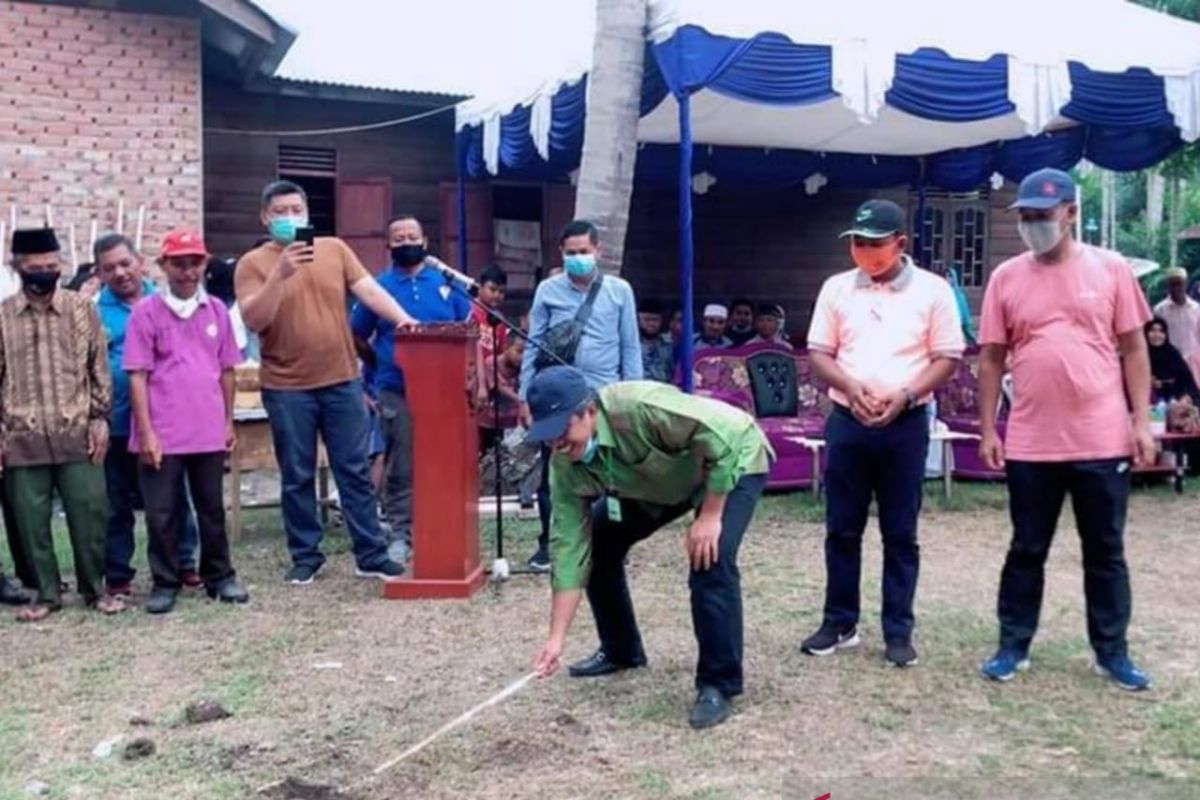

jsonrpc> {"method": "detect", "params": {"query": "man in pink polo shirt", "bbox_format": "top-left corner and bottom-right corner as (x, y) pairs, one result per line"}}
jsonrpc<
(124, 229), (249, 614)
(977, 168), (1154, 691)
(803, 199), (964, 668)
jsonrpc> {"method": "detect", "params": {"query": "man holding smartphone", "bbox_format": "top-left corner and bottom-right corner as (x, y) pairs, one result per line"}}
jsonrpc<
(235, 181), (417, 585)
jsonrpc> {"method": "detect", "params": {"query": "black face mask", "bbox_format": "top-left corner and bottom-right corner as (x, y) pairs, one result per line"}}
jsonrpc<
(391, 244), (426, 268)
(19, 269), (61, 297)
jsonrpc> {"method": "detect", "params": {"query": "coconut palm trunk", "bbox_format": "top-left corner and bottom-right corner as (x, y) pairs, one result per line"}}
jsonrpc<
(573, 0), (648, 275)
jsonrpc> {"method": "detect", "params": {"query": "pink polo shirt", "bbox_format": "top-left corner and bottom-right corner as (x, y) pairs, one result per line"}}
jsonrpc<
(807, 258), (965, 406)
(122, 294), (242, 455)
(979, 244), (1151, 462)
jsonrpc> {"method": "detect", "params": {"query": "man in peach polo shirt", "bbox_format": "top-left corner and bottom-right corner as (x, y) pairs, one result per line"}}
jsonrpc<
(803, 200), (964, 668)
(977, 168), (1154, 692)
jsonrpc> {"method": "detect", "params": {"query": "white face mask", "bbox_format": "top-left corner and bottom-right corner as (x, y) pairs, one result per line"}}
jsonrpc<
(1018, 219), (1066, 256)
(163, 287), (205, 319)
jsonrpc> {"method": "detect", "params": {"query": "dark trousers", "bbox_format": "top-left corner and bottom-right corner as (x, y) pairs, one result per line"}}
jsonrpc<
(999, 459), (1133, 659)
(585, 473), (766, 697)
(377, 390), (414, 550)
(104, 436), (199, 585)
(139, 452), (235, 591)
(822, 405), (928, 644)
(261, 379), (390, 571)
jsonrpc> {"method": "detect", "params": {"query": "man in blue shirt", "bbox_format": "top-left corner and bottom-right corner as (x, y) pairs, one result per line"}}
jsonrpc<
(350, 215), (472, 563)
(94, 233), (198, 594)
(518, 219), (643, 569)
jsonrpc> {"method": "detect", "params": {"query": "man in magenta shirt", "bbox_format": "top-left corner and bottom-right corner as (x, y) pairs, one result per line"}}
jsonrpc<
(977, 168), (1154, 691)
(124, 229), (249, 614)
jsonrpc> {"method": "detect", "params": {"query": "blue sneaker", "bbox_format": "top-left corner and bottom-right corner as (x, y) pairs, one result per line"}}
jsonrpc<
(980, 649), (1030, 682)
(1094, 655), (1152, 692)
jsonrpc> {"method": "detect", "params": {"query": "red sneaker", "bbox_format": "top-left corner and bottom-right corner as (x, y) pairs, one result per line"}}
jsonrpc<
(180, 570), (203, 589)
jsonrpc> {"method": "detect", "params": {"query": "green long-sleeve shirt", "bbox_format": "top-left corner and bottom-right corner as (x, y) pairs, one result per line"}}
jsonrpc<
(549, 381), (774, 591)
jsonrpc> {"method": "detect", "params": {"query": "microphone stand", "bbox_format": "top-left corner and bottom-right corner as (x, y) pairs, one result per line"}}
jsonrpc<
(439, 271), (568, 579)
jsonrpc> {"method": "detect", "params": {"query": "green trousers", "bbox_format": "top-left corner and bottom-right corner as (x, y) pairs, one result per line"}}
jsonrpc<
(1, 475), (34, 586)
(4, 462), (107, 606)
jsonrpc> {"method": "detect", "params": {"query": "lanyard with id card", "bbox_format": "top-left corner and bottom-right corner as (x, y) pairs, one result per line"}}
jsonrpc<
(602, 450), (623, 523)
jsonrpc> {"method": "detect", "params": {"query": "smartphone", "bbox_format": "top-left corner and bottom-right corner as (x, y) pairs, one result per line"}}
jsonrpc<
(295, 226), (315, 247)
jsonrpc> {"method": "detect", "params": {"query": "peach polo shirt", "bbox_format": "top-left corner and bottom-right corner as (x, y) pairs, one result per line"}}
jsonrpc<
(807, 257), (965, 407)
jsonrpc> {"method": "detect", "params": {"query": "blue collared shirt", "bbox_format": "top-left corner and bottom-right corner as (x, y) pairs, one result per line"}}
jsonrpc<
(97, 279), (157, 437)
(350, 264), (472, 394)
(520, 272), (643, 398)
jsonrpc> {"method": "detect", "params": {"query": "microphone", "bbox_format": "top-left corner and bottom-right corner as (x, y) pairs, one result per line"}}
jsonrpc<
(426, 257), (478, 291)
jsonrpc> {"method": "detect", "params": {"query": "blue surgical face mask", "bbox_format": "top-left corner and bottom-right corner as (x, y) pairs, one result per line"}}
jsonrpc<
(580, 435), (599, 464)
(268, 215), (308, 245)
(563, 253), (596, 278)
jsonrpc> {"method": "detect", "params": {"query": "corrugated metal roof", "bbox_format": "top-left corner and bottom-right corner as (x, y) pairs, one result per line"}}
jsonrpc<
(260, 75), (467, 104)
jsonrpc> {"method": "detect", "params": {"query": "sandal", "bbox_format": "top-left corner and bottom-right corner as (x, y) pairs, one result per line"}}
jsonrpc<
(15, 604), (57, 623)
(93, 594), (127, 615)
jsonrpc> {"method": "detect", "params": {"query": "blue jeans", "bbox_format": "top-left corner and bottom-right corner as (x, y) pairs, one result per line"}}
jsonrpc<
(262, 379), (390, 570)
(822, 405), (928, 644)
(104, 436), (198, 585)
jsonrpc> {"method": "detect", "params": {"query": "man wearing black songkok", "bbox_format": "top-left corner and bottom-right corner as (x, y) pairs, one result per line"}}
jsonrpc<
(0, 228), (123, 620)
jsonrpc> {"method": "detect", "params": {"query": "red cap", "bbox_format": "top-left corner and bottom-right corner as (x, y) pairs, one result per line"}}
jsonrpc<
(160, 229), (209, 258)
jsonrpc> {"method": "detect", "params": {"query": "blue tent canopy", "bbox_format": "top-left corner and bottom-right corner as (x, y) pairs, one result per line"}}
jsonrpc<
(456, 0), (1200, 389)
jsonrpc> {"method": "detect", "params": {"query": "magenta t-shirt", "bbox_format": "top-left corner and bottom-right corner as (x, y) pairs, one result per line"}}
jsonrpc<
(122, 294), (242, 455)
(979, 244), (1152, 462)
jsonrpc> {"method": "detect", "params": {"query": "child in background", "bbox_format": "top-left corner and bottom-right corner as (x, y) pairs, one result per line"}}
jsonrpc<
(470, 264), (509, 363)
(480, 334), (525, 453)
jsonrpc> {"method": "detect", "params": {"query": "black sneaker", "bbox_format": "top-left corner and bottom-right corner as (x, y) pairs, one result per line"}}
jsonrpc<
(285, 563), (322, 585)
(885, 640), (919, 668)
(801, 624), (861, 656)
(206, 577), (249, 604)
(526, 548), (551, 573)
(355, 560), (405, 580)
(145, 587), (178, 615)
(688, 685), (731, 730)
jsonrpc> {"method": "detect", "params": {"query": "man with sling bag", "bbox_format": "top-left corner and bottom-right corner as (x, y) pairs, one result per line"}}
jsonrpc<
(519, 220), (643, 570)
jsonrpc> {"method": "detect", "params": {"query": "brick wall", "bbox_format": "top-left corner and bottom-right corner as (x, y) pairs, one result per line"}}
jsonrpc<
(0, 1), (202, 264)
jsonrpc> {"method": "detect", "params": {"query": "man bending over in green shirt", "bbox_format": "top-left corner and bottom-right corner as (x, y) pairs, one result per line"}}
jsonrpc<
(528, 366), (773, 729)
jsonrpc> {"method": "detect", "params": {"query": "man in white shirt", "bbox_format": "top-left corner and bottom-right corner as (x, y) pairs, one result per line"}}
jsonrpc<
(1153, 267), (1200, 360)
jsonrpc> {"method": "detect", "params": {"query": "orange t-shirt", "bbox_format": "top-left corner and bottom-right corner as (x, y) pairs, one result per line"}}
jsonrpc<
(979, 244), (1152, 462)
(234, 237), (369, 391)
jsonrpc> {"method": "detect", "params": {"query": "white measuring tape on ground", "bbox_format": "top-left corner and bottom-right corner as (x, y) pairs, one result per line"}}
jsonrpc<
(371, 671), (538, 776)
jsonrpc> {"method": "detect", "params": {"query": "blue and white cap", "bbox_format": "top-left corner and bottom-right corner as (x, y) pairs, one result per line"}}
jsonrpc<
(526, 366), (592, 442)
(1009, 168), (1077, 210)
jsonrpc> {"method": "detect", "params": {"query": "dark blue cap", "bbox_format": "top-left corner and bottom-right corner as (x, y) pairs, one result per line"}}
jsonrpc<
(526, 366), (592, 442)
(1009, 168), (1076, 210)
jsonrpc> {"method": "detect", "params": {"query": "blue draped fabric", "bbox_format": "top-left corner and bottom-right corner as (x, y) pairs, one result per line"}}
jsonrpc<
(458, 24), (1185, 189)
(653, 26), (836, 105)
(887, 49), (1013, 122)
(1063, 64), (1175, 129)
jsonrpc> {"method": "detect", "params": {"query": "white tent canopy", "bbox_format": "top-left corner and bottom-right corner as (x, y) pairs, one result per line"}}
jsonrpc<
(457, 0), (1200, 173)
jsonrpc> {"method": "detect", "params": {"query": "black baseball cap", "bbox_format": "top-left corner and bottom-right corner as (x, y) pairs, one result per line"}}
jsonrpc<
(839, 200), (904, 239)
(1008, 167), (1077, 210)
(526, 366), (593, 442)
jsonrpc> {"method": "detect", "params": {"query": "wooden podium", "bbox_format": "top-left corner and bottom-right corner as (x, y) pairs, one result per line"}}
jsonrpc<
(382, 323), (485, 599)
